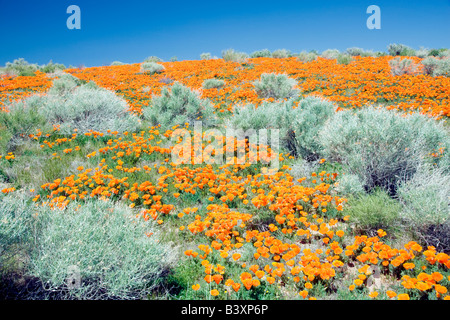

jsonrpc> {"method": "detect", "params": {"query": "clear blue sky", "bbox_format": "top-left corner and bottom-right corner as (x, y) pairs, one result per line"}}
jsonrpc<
(1, 0), (449, 67)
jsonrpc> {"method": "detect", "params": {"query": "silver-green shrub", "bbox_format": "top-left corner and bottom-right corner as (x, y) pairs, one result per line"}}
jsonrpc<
(271, 49), (290, 58)
(345, 47), (375, 57)
(48, 74), (80, 96)
(398, 166), (450, 226)
(319, 107), (449, 192)
(144, 56), (163, 63)
(335, 173), (365, 196)
(202, 79), (225, 89)
(388, 57), (419, 76)
(296, 51), (318, 62)
(433, 58), (450, 77)
(337, 54), (353, 65)
(44, 85), (140, 134)
(5, 58), (39, 77)
(143, 82), (216, 129)
(141, 62), (165, 74)
(200, 52), (212, 60)
(250, 49), (272, 58)
(321, 49), (340, 60)
(387, 43), (416, 56)
(222, 49), (249, 63)
(253, 73), (300, 100)
(294, 96), (336, 160)
(421, 57), (440, 75)
(110, 61), (126, 66)
(29, 200), (177, 299)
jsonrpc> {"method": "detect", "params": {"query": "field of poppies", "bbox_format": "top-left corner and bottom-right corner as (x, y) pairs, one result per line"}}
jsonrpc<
(1, 47), (449, 300)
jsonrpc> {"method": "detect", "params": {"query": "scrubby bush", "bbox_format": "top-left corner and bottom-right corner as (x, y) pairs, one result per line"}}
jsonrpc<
(48, 74), (80, 96)
(421, 57), (440, 75)
(388, 57), (420, 76)
(345, 47), (375, 57)
(0, 193), (35, 254)
(345, 188), (401, 234)
(5, 58), (39, 77)
(170, 56), (178, 62)
(40, 60), (66, 73)
(228, 99), (300, 154)
(28, 200), (177, 299)
(387, 43), (416, 56)
(437, 49), (450, 58)
(110, 61), (126, 66)
(202, 79), (225, 89)
(44, 85), (140, 134)
(433, 58), (450, 77)
(144, 56), (163, 63)
(319, 107), (449, 193)
(250, 49), (272, 58)
(271, 49), (290, 58)
(0, 96), (49, 150)
(296, 51), (318, 62)
(222, 49), (248, 63)
(336, 54), (353, 65)
(143, 82), (216, 129)
(253, 73), (300, 100)
(335, 173), (365, 196)
(397, 167), (450, 252)
(414, 47), (430, 58)
(321, 49), (340, 60)
(200, 52), (212, 60)
(141, 62), (165, 74)
(294, 96), (336, 160)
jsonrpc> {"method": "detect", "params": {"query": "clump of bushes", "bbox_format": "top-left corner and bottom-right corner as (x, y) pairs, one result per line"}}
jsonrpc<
(345, 47), (375, 57)
(294, 96), (336, 160)
(253, 73), (300, 100)
(321, 49), (340, 60)
(144, 56), (163, 63)
(28, 200), (177, 299)
(319, 106), (449, 193)
(110, 61), (126, 66)
(40, 60), (66, 73)
(202, 79), (225, 89)
(336, 54), (353, 65)
(250, 49), (272, 58)
(296, 51), (318, 62)
(200, 53), (212, 60)
(4, 58), (39, 77)
(222, 49), (249, 63)
(388, 57), (420, 76)
(422, 57), (450, 77)
(143, 82), (216, 129)
(141, 62), (165, 74)
(397, 166), (450, 252)
(271, 49), (291, 58)
(387, 43), (416, 56)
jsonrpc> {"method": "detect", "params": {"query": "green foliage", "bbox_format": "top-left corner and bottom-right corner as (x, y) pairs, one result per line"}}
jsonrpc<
(319, 107), (449, 193)
(388, 57), (419, 76)
(250, 49), (272, 58)
(202, 79), (225, 89)
(294, 96), (336, 160)
(0, 193), (35, 252)
(110, 61), (126, 66)
(5, 58), (39, 77)
(397, 166), (450, 226)
(387, 44), (416, 56)
(296, 51), (318, 62)
(43, 85), (140, 134)
(271, 49), (290, 58)
(335, 173), (365, 196)
(345, 188), (401, 233)
(321, 49), (340, 60)
(253, 73), (300, 100)
(143, 82), (216, 129)
(144, 56), (163, 63)
(141, 62), (165, 74)
(345, 47), (375, 57)
(0, 96), (49, 150)
(48, 74), (80, 96)
(40, 60), (66, 73)
(29, 200), (177, 299)
(336, 54), (353, 65)
(200, 52), (212, 60)
(222, 49), (248, 63)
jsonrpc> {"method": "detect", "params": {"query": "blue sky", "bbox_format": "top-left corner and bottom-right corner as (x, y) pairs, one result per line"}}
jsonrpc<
(0, 0), (449, 67)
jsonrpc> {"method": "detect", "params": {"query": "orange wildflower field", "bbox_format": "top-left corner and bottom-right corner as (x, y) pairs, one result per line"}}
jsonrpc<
(0, 53), (449, 301)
